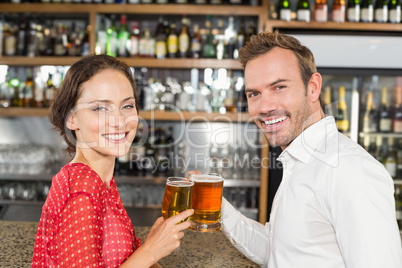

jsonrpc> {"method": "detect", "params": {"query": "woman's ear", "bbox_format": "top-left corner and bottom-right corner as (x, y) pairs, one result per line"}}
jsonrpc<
(65, 112), (78, 131)
(308, 72), (322, 103)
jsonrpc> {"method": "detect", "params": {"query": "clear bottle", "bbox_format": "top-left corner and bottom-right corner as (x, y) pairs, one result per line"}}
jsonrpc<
(360, 0), (374, 21)
(393, 83), (402, 133)
(139, 28), (155, 58)
(4, 23), (17, 56)
(297, 0), (311, 22)
(233, 20), (245, 59)
(375, 0), (388, 22)
(314, 0), (328, 22)
(178, 17), (191, 58)
(335, 86), (349, 133)
(96, 17), (107, 55)
(383, 137), (397, 178)
(388, 0), (401, 23)
(332, 0), (346, 22)
(154, 17), (167, 59)
(44, 73), (56, 108)
(81, 25), (90, 57)
(278, 0), (292, 21)
(190, 24), (202, 59)
(23, 68), (34, 107)
(54, 24), (66, 56)
(347, 0), (361, 21)
(129, 21), (140, 57)
(225, 16), (237, 59)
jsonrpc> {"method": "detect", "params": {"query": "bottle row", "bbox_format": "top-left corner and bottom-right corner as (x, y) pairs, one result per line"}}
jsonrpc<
(323, 76), (402, 134)
(362, 136), (402, 179)
(96, 14), (257, 60)
(275, 0), (402, 23)
(1, 16), (90, 57)
(3, 0), (259, 5)
(116, 124), (261, 180)
(0, 66), (248, 113)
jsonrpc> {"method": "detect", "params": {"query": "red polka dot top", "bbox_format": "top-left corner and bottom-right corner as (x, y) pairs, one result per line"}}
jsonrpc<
(32, 163), (141, 267)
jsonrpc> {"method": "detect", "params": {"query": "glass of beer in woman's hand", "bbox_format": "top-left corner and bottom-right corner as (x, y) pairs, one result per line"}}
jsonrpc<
(162, 177), (194, 222)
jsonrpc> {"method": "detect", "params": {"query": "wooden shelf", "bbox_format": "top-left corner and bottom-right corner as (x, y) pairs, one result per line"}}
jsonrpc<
(0, 108), (252, 122)
(0, 3), (263, 16)
(267, 19), (402, 32)
(0, 56), (243, 69)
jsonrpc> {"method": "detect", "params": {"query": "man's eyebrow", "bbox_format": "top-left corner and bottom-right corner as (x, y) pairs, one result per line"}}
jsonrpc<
(269, 79), (290, 87)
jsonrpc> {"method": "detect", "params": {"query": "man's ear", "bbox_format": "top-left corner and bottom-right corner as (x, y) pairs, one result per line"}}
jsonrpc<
(65, 112), (78, 131)
(308, 72), (322, 103)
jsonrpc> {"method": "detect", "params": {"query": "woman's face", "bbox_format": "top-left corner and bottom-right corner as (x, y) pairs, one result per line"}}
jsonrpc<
(69, 69), (138, 158)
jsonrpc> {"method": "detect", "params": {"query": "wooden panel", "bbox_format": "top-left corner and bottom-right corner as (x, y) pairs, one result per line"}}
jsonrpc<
(258, 136), (269, 224)
(0, 56), (82, 66)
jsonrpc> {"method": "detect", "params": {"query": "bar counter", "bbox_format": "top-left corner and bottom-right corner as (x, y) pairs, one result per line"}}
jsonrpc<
(0, 220), (258, 267)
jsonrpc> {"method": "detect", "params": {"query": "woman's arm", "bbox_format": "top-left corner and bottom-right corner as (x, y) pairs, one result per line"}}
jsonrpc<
(120, 209), (194, 268)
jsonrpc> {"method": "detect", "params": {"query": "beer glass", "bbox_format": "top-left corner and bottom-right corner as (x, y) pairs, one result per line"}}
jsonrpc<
(162, 177), (194, 221)
(189, 173), (224, 232)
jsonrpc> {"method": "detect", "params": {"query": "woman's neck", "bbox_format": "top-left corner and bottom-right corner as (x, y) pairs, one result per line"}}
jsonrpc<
(70, 149), (115, 189)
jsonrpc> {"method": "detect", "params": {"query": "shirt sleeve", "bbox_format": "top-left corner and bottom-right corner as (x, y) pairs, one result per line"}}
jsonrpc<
(221, 197), (270, 267)
(56, 193), (105, 267)
(326, 155), (402, 268)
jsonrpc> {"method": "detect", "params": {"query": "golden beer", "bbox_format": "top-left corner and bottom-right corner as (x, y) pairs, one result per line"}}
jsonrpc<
(189, 174), (224, 232)
(162, 177), (193, 221)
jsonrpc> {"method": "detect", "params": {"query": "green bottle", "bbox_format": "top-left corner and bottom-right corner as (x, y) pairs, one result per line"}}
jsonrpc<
(297, 0), (310, 21)
(388, 0), (401, 23)
(117, 15), (130, 57)
(375, 0), (388, 22)
(278, 0), (292, 21)
(347, 0), (361, 21)
(202, 15), (216, 59)
(360, 0), (374, 22)
(106, 15), (117, 57)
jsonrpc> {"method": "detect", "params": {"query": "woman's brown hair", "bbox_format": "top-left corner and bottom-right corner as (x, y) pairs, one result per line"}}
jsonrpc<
(49, 54), (140, 154)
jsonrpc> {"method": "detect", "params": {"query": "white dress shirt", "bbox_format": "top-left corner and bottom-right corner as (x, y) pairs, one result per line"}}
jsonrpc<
(221, 116), (402, 268)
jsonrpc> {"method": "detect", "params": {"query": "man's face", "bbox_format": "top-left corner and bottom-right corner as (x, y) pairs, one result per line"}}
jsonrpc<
(245, 47), (314, 149)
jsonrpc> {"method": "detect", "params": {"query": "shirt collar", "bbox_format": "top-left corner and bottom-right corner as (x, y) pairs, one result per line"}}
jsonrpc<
(279, 116), (338, 165)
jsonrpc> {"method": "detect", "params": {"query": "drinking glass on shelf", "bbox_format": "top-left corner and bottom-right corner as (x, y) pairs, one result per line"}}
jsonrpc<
(189, 173), (224, 232)
(161, 177), (194, 222)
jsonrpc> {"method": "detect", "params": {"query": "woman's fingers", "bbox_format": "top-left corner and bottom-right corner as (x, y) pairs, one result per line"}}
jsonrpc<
(188, 170), (201, 176)
(165, 209), (194, 226)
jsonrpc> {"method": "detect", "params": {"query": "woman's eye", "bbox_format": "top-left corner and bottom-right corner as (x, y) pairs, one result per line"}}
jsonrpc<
(122, 104), (135, 110)
(92, 106), (107, 112)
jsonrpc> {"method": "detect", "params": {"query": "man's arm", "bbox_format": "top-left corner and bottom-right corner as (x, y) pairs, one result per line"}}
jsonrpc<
(221, 198), (270, 266)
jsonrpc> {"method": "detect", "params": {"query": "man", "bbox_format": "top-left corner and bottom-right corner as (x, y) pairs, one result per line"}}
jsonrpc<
(220, 31), (402, 267)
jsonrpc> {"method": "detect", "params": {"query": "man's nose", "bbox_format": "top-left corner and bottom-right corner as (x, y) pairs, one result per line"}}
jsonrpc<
(258, 92), (277, 114)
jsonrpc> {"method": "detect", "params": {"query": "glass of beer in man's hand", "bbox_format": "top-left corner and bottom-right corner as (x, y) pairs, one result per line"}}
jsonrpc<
(189, 173), (224, 232)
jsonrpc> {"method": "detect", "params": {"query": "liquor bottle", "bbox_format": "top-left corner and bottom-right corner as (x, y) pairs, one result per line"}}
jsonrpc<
(233, 20), (245, 59)
(397, 139), (402, 178)
(35, 21), (45, 57)
(155, 128), (169, 173)
(332, 0), (346, 22)
(245, 20), (257, 44)
(178, 17), (191, 58)
(378, 86), (392, 132)
(202, 16), (216, 58)
(81, 25), (90, 57)
(154, 17), (167, 59)
(117, 15), (130, 57)
(67, 23), (78, 56)
(44, 73), (56, 107)
(375, 0), (388, 22)
(278, 0), (292, 21)
(395, 185), (402, 230)
(347, 0), (361, 21)
(323, 85), (334, 116)
(10, 77), (21, 107)
(96, 17), (107, 55)
(384, 138), (397, 178)
(225, 16), (237, 59)
(106, 15), (117, 57)
(215, 19), (226, 60)
(167, 23), (178, 58)
(360, 0), (374, 21)
(129, 21), (140, 58)
(297, 0), (311, 22)
(54, 24), (66, 56)
(4, 23), (17, 56)
(335, 86), (349, 133)
(23, 68), (34, 107)
(393, 84), (402, 133)
(138, 28), (155, 58)
(190, 24), (202, 59)
(314, 0), (329, 22)
(388, 0), (401, 23)
(17, 17), (27, 56)
(118, 150), (130, 175)
(363, 91), (378, 133)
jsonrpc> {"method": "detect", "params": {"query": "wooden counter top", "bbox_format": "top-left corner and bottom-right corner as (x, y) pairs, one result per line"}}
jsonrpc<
(0, 220), (258, 267)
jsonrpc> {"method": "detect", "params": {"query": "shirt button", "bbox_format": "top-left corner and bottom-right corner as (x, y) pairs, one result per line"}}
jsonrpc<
(224, 215), (228, 219)
(269, 232), (273, 238)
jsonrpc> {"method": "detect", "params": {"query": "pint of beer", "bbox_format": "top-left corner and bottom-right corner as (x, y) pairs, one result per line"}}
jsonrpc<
(162, 177), (194, 221)
(189, 173), (224, 232)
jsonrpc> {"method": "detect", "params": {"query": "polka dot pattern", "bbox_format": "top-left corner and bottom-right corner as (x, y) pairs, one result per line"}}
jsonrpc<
(32, 163), (141, 267)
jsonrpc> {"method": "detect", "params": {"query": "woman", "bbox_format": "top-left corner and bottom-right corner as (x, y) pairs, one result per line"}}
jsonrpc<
(32, 54), (193, 267)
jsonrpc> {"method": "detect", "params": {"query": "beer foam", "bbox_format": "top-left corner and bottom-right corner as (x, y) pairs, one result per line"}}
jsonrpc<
(166, 180), (194, 187)
(190, 174), (224, 183)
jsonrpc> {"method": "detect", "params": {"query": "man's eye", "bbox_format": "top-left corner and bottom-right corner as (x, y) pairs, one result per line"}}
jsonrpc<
(247, 92), (259, 98)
